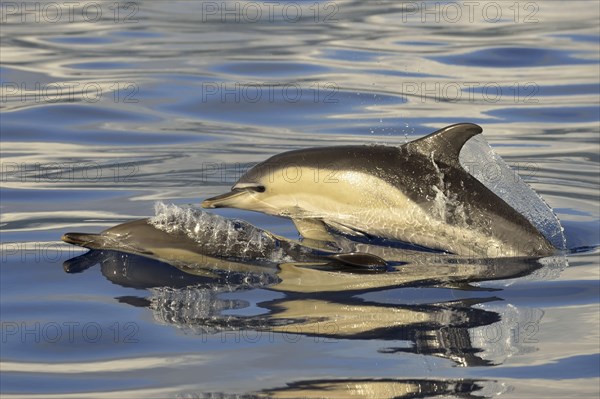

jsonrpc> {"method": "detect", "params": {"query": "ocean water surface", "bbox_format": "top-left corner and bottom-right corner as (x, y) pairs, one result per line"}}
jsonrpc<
(1, 1), (599, 398)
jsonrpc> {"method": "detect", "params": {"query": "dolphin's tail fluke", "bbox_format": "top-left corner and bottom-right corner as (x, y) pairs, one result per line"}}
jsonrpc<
(61, 233), (104, 249)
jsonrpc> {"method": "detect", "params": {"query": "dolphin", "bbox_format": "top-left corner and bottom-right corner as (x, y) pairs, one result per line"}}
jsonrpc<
(61, 216), (388, 273)
(61, 219), (278, 276)
(202, 123), (555, 257)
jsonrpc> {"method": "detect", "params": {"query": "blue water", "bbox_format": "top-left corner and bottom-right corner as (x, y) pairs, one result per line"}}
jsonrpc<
(1, 1), (599, 398)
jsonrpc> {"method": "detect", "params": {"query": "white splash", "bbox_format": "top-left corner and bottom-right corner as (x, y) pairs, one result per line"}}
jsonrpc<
(459, 136), (567, 251)
(149, 202), (285, 261)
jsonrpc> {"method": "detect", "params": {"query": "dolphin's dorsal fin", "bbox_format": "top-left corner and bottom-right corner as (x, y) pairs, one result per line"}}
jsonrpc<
(405, 123), (483, 165)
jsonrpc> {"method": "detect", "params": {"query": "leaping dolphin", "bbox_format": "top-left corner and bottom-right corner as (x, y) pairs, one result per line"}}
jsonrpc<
(202, 123), (556, 257)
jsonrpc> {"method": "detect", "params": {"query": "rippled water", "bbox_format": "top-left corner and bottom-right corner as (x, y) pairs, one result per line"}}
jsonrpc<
(1, 1), (599, 398)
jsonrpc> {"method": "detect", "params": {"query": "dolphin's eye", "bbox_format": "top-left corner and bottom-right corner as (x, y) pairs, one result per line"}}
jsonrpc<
(254, 185), (266, 193)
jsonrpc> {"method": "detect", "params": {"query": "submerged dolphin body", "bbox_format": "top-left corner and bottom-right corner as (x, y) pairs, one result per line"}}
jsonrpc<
(62, 218), (312, 275)
(202, 123), (556, 257)
(61, 205), (388, 273)
(62, 220), (263, 276)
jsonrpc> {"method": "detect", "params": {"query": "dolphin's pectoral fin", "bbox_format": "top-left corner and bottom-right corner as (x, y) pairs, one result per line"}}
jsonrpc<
(323, 219), (372, 239)
(328, 252), (388, 271)
(292, 218), (334, 242)
(406, 123), (482, 165)
(63, 250), (104, 273)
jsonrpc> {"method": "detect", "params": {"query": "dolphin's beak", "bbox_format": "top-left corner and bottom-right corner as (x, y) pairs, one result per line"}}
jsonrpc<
(61, 233), (102, 248)
(201, 189), (250, 209)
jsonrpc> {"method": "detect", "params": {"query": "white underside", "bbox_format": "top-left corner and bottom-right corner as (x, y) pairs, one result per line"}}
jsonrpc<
(261, 169), (514, 257)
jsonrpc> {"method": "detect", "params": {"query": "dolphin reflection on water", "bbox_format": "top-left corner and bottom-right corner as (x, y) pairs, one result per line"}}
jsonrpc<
(255, 378), (505, 398)
(176, 377), (508, 398)
(64, 246), (548, 368)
